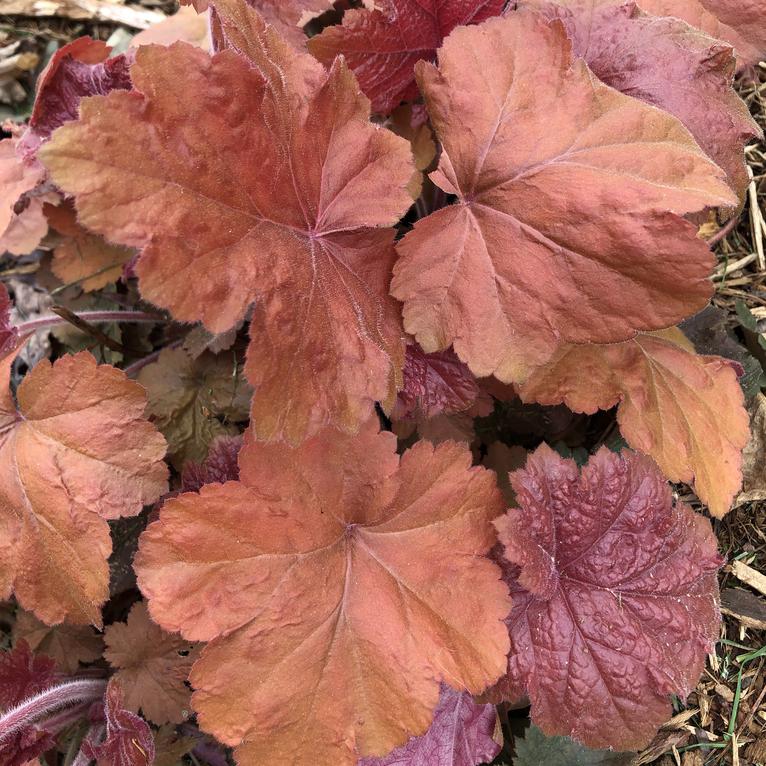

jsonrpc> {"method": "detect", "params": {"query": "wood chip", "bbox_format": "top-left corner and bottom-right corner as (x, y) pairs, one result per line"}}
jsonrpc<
(731, 560), (766, 597)
(721, 587), (766, 630)
(1, 0), (165, 29)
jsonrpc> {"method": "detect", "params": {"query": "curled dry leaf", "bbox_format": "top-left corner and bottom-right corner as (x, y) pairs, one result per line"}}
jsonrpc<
(518, 329), (750, 516)
(0, 349), (168, 625)
(135, 419), (511, 766)
(516, 0), (761, 202)
(104, 601), (197, 725)
(13, 609), (103, 674)
(44, 202), (133, 292)
(359, 684), (501, 766)
(492, 444), (722, 750)
(391, 11), (737, 382)
(634, 0), (766, 68)
(736, 392), (766, 506)
(138, 347), (250, 469)
(41, 5), (415, 444)
(309, 0), (506, 114)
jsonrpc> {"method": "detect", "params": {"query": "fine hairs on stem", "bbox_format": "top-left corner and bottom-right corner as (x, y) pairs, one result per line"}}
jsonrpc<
(0, 679), (106, 743)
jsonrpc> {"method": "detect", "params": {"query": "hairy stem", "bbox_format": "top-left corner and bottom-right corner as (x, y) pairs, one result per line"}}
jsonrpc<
(0, 679), (106, 743)
(15, 310), (163, 336)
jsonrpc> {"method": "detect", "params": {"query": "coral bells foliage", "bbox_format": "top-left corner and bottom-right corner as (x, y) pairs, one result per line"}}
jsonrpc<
(0, 0), (764, 763)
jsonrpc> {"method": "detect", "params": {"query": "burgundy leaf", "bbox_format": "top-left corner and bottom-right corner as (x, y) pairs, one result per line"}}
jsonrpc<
(491, 444), (723, 750)
(28, 38), (133, 143)
(180, 434), (242, 492)
(359, 684), (501, 766)
(392, 343), (485, 421)
(84, 680), (155, 766)
(0, 641), (57, 711)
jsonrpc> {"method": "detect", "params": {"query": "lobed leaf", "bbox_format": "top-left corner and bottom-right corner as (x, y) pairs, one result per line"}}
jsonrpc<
(391, 11), (737, 382)
(104, 601), (197, 725)
(492, 445), (722, 750)
(359, 684), (501, 766)
(41, 9), (415, 444)
(513, 725), (634, 766)
(13, 610), (103, 674)
(135, 419), (511, 766)
(45, 202), (133, 292)
(0, 350), (168, 625)
(308, 0), (506, 114)
(516, 0), (761, 201)
(138, 347), (250, 469)
(518, 329), (750, 516)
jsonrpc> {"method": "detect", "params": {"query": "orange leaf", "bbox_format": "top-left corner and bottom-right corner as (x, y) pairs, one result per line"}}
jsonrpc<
(135, 419), (511, 765)
(40, 11), (414, 444)
(518, 330), (750, 516)
(45, 202), (133, 292)
(104, 601), (197, 725)
(0, 349), (168, 625)
(391, 11), (737, 382)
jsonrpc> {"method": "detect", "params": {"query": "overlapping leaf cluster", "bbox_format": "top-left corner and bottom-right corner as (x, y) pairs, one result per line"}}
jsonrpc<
(0, 0), (763, 764)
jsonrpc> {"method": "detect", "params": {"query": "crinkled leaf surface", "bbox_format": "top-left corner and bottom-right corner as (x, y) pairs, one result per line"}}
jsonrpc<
(180, 434), (242, 492)
(0, 640), (56, 709)
(359, 684), (501, 766)
(392, 343), (484, 421)
(104, 601), (197, 725)
(513, 725), (634, 766)
(0, 350), (167, 625)
(13, 609), (103, 673)
(45, 202), (133, 292)
(138, 347), (250, 469)
(0, 642), (59, 766)
(28, 36), (133, 142)
(84, 680), (155, 766)
(391, 12), (736, 382)
(516, 0), (761, 201)
(635, 0), (766, 67)
(518, 329), (750, 516)
(41, 12), (414, 444)
(492, 444), (722, 750)
(309, 0), (506, 113)
(136, 419), (511, 766)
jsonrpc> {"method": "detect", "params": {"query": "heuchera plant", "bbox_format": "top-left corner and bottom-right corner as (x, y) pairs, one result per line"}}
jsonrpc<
(0, 0), (763, 764)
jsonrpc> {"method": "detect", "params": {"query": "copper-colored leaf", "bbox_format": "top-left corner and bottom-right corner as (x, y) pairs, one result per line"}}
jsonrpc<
(104, 601), (197, 725)
(391, 12), (737, 382)
(0, 350), (168, 625)
(518, 329), (750, 516)
(13, 609), (103, 673)
(45, 202), (133, 292)
(135, 419), (511, 766)
(634, 0), (766, 67)
(493, 444), (722, 750)
(309, 0), (506, 114)
(41, 12), (414, 444)
(138, 347), (250, 469)
(517, 0), (761, 201)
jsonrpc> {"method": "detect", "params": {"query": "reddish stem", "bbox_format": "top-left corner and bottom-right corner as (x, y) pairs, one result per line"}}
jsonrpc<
(15, 310), (163, 336)
(0, 680), (106, 743)
(707, 214), (741, 247)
